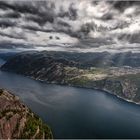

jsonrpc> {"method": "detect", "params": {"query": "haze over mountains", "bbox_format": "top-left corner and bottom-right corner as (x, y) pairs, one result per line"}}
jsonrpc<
(0, 0), (140, 53)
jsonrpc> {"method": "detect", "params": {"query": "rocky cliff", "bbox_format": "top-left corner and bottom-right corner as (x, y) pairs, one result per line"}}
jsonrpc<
(0, 89), (53, 139)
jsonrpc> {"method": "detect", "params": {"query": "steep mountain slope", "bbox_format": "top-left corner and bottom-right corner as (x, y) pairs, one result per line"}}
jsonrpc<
(1, 51), (140, 103)
(0, 89), (53, 139)
(1, 51), (78, 83)
(3, 51), (140, 69)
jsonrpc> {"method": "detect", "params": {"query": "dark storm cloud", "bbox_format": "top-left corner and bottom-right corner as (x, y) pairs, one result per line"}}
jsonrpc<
(58, 3), (77, 20)
(110, 1), (140, 11)
(57, 20), (71, 28)
(0, 31), (25, 40)
(0, 1), (39, 14)
(0, 1), (55, 24)
(1, 11), (21, 18)
(0, 1), (73, 34)
(25, 14), (54, 25)
(0, 0), (140, 48)
(0, 19), (16, 28)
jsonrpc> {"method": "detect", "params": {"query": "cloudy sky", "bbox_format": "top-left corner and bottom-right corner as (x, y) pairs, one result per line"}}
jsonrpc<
(0, 0), (140, 52)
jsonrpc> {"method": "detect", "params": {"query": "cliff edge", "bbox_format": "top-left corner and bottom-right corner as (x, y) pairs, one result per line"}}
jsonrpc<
(0, 89), (53, 139)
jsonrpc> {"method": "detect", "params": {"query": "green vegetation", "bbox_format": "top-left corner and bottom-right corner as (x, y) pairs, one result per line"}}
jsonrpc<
(0, 89), (53, 139)
(64, 66), (140, 103)
(21, 113), (53, 139)
(2, 50), (140, 104)
(22, 116), (38, 138)
(68, 76), (90, 86)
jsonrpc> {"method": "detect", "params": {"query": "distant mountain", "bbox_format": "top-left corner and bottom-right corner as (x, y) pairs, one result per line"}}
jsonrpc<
(2, 51), (140, 68)
(0, 43), (33, 49)
(0, 89), (53, 139)
(0, 52), (17, 60)
(2, 51), (140, 103)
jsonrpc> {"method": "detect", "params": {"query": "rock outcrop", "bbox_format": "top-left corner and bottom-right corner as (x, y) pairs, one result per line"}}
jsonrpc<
(0, 89), (53, 139)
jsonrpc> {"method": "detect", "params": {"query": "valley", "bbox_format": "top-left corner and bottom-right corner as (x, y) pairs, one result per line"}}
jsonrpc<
(2, 51), (140, 104)
(1, 50), (140, 138)
(1, 0), (140, 139)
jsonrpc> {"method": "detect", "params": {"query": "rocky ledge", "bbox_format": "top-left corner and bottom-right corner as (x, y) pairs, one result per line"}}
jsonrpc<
(0, 89), (53, 139)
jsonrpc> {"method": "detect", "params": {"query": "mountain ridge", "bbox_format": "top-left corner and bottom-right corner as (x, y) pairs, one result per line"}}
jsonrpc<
(1, 51), (140, 104)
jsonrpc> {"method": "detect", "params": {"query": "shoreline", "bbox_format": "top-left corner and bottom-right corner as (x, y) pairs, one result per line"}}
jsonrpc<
(0, 68), (140, 107)
(25, 73), (140, 107)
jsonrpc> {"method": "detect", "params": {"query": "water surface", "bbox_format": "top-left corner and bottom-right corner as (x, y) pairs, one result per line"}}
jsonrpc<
(0, 59), (140, 138)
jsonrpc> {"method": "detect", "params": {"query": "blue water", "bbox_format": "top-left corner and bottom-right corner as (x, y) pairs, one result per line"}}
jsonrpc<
(1, 58), (140, 138)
